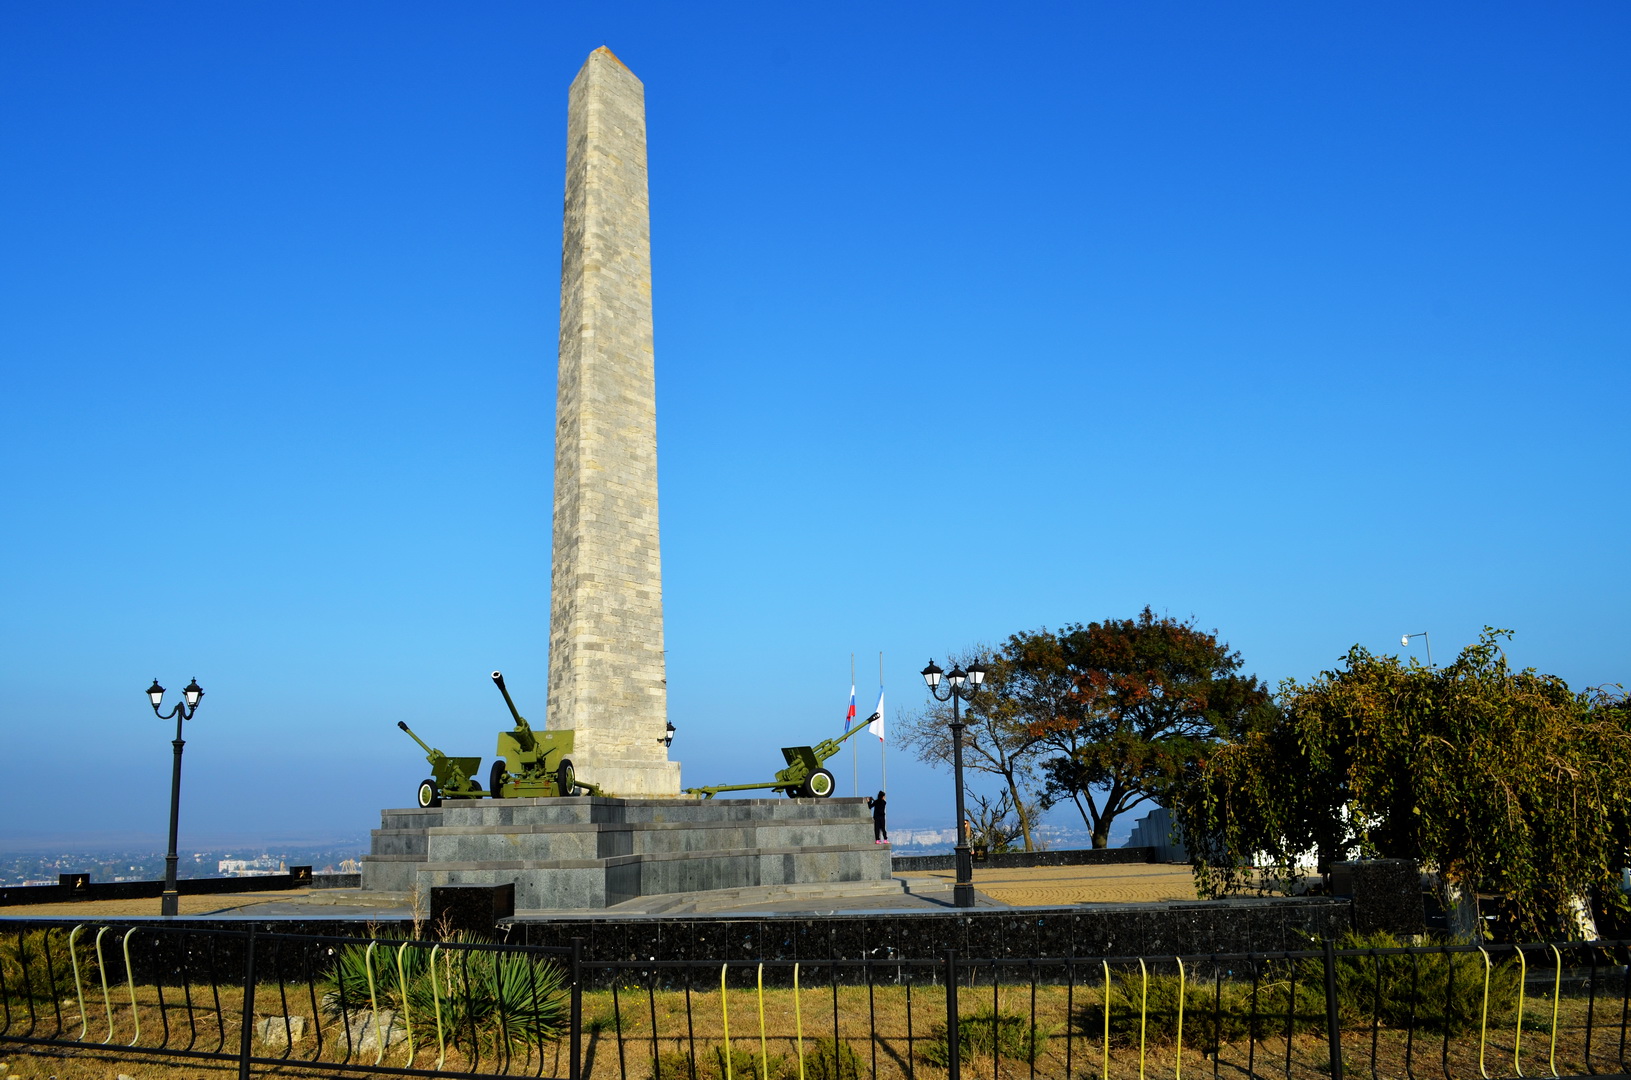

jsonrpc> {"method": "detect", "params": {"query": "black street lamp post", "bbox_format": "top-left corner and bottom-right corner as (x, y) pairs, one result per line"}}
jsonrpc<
(921, 658), (987, 909)
(144, 677), (205, 916)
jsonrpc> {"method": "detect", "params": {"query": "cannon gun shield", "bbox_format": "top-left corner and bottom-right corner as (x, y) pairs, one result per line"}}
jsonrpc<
(397, 721), (484, 807)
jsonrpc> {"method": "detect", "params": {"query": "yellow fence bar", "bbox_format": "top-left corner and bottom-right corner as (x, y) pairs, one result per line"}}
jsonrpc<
(1476, 946), (1492, 1079)
(1174, 957), (1186, 1080)
(121, 929), (141, 1047)
(793, 963), (804, 1080)
(429, 943), (447, 1071)
(1512, 946), (1527, 1076)
(395, 942), (415, 1064)
(1102, 960), (1112, 1080)
(365, 941), (384, 1066)
(1546, 944), (1562, 1078)
(94, 926), (114, 1044)
(720, 964), (732, 1080)
(1138, 957), (1149, 1080)
(757, 963), (769, 1080)
(68, 925), (88, 1040)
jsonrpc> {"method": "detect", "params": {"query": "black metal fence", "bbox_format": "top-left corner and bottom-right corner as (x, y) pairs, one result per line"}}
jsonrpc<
(1, 921), (1627, 1080)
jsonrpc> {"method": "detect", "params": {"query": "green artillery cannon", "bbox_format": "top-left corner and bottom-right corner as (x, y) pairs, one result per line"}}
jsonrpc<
(396, 721), (485, 808)
(487, 670), (606, 799)
(683, 712), (878, 799)
(395, 671), (607, 807)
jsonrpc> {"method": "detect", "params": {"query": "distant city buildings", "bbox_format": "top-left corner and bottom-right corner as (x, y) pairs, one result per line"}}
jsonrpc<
(890, 828), (959, 847)
(217, 855), (286, 876)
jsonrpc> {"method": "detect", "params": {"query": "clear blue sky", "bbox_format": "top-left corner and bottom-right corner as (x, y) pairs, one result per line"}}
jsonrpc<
(3, 2), (1627, 849)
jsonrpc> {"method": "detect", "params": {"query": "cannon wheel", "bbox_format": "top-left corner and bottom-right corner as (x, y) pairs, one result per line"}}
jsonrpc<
(803, 769), (836, 798)
(489, 760), (507, 799)
(417, 779), (441, 809)
(557, 758), (576, 796)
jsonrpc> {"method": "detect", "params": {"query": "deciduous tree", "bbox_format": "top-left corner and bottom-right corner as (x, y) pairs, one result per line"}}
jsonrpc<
(897, 648), (1047, 851)
(1022, 609), (1275, 848)
(1170, 629), (1631, 939)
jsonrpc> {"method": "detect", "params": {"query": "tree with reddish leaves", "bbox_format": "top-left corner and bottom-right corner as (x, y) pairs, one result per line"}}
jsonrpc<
(1025, 607), (1276, 849)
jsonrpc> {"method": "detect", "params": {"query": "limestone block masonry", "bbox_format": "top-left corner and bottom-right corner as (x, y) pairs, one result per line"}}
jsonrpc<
(361, 798), (899, 911)
(549, 46), (679, 796)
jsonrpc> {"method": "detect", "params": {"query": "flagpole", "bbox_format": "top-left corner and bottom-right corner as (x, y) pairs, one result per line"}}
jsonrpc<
(851, 653), (858, 796)
(879, 651), (886, 790)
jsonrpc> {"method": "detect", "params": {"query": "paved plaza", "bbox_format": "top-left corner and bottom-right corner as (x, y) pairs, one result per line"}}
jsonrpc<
(0, 861), (1198, 920)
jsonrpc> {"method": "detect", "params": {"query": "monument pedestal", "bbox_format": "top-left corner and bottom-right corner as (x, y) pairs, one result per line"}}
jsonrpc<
(569, 757), (683, 799)
(361, 796), (898, 911)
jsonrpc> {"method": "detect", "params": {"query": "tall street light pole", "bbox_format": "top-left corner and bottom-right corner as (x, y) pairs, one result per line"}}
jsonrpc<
(145, 677), (205, 916)
(921, 658), (987, 909)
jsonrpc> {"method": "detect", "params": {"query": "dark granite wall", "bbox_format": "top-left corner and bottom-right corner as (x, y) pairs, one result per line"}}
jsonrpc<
(0, 869), (318, 907)
(1329, 859), (1426, 936)
(0, 898), (1351, 988)
(510, 897), (1351, 969)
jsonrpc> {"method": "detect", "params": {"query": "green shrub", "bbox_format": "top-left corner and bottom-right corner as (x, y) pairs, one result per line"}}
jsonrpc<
(0, 928), (96, 1003)
(798, 1037), (866, 1080)
(583, 1010), (620, 1035)
(1076, 963), (1325, 1050)
(924, 1007), (1054, 1066)
(1299, 931), (1521, 1034)
(1072, 935), (1521, 1050)
(649, 1044), (793, 1080)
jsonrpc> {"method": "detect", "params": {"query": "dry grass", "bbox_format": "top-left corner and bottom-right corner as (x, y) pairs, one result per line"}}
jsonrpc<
(4, 975), (1626, 1080)
(909, 864), (1200, 907)
(0, 893), (326, 920)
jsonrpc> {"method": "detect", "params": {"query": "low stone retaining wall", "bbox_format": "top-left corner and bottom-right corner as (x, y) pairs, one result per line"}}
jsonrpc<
(890, 846), (1156, 873)
(0, 868), (321, 907)
(507, 896), (1352, 968)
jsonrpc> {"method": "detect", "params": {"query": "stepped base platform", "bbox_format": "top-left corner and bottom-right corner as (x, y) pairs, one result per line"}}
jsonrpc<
(362, 796), (899, 910)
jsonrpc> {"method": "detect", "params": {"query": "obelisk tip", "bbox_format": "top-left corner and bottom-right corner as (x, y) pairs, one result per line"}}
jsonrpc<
(590, 45), (632, 72)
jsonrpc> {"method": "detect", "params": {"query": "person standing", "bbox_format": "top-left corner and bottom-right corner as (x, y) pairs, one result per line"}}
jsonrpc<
(867, 791), (888, 844)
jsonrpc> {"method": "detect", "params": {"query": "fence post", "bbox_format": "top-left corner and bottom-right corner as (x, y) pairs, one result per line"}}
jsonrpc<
(239, 926), (258, 1080)
(1322, 937), (1343, 1080)
(569, 936), (583, 1080)
(945, 948), (960, 1080)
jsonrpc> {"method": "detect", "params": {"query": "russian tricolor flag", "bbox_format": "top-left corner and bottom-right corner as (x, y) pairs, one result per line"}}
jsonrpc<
(843, 684), (856, 730)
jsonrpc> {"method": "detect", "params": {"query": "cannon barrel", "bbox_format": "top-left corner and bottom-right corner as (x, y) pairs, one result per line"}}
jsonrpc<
(807, 712), (879, 763)
(397, 720), (437, 757)
(490, 670), (531, 729)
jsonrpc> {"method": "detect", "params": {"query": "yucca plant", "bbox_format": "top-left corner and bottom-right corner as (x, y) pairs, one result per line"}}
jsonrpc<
(412, 943), (570, 1050)
(320, 935), (431, 1018)
(322, 933), (568, 1050)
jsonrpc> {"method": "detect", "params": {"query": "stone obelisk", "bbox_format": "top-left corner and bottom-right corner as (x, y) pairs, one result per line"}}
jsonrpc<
(547, 47), (680, 796)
